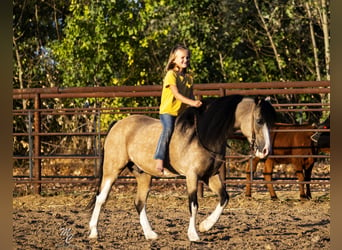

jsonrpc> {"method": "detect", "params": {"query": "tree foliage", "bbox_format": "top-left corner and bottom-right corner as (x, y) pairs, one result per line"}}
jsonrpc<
(13, 0), (70, 89)
(47, 0), (330, 86)
(13, 0), (330, 119)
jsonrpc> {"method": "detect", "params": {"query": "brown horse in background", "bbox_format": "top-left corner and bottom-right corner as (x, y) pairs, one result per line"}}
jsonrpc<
(87, 95), (276, 242)
(312, 115), (330, 153)
(245, 123), (320, 200)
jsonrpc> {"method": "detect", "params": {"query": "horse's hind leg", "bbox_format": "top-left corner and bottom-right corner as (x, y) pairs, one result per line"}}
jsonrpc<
(132, 168), (158, 240)
(304, 163), (313, 199)
(293, 160), (307, 200)
(89, 158), (126, 239)
(199, 174), (229, 233)
(89, 176), (115, 239)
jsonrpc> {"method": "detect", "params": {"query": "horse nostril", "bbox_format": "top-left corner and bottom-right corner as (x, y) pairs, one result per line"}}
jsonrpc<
(263, 148), (268, 156)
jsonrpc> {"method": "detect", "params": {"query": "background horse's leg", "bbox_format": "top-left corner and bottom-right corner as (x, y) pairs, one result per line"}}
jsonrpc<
(293, 159), (307, 200)
(294, 158), (314, 200)
(245, 157), (260, 197)
(132, 169), (158, 240)
(304, 160), (314, 199)
(186, 173), (200, 241)
(263, 159), (278, 200)
(199, 174), (229, 232)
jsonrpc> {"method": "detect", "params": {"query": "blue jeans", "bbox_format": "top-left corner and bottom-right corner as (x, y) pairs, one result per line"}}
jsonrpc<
(154, 114), (176, 160)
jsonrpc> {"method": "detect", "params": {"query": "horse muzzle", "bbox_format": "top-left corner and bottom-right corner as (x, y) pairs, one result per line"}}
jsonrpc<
(254, 145), (270, 159)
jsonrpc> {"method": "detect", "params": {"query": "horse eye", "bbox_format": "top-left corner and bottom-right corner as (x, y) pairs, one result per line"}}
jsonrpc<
(256, 119), (264, 125)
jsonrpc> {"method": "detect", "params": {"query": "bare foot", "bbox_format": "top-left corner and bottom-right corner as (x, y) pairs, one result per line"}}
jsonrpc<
(155, 159), (164, 174)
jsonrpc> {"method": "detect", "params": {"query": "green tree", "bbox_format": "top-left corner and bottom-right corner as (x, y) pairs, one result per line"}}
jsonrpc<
(14, 0), (330, 119)
(13, 0), (70, 110)
(13, 0), (69, 88)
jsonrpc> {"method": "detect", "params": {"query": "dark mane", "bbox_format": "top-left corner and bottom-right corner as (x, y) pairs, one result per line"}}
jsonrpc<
(177, 95), (244, 153)
(258, 98), (277, 127)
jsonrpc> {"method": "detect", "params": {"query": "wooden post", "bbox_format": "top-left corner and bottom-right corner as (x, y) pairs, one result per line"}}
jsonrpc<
(33, 93), (41, 194)
(219, 88), (225, 97)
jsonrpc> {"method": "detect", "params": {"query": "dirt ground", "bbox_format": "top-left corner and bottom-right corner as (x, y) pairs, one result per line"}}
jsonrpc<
(13, 183), (330, 250)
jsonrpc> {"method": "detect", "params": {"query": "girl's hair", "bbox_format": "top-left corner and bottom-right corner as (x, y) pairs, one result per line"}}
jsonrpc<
(164, 44), (190, 73)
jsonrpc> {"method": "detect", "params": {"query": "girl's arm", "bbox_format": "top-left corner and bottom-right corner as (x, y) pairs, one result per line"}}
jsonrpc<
(169, 85), (202, 107)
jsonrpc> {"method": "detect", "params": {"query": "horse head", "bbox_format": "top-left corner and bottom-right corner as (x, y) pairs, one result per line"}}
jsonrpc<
(236, 97), (276, 159)
(177, 95), (276, 159)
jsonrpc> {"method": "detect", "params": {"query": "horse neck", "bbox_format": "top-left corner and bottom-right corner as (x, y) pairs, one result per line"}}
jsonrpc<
(234, 98), (255, 135)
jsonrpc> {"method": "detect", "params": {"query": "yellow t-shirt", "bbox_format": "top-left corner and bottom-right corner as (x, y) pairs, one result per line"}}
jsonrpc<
(159, 70), (194, 116)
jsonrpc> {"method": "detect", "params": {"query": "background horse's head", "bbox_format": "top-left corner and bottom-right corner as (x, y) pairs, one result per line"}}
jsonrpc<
(236, 97), (277, 158)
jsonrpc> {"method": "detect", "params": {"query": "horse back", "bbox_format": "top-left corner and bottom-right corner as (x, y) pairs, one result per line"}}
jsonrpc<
(105, 115), (160, 145)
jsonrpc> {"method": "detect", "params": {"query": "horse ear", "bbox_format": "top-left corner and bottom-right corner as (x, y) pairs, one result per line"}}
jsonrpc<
(255, 96), (272, 106)
(254, 96), (262, 105)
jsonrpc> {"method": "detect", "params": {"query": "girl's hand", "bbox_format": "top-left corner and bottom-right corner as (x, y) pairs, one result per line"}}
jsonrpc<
(191, 100), (202, 107)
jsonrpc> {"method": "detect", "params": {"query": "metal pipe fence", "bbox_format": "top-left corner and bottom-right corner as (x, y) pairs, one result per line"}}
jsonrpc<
(12, 81), (330, 194)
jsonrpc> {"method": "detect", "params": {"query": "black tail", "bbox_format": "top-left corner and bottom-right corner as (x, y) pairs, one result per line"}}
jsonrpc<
(86, 121), (117, 211)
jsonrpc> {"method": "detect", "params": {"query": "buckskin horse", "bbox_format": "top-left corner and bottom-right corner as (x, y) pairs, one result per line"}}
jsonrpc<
(87, 95), (276, 242)
(245, 123), (327, 200)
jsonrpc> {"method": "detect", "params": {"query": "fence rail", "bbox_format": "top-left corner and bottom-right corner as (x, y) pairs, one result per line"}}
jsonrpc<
(13, 81), (330, 99)
(12, 81), (330, 194)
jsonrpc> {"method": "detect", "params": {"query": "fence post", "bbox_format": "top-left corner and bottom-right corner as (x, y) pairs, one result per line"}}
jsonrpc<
(28, 111), (33, 178)
(96, 110), (102, 177)
(34, 93), (41, 194)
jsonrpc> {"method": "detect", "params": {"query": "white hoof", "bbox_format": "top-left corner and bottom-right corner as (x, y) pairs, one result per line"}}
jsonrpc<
(199, 220), (212, 232)
(145, 231), (158, 240)
(188, 231), (200, 242)
(88, 230), (98, 239)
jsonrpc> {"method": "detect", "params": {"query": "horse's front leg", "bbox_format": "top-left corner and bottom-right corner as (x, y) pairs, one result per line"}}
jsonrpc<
(199, 173), (229, 232)
(186, 173), (200, 241)
(264, 159), (278, 200)
(132, 170), (158, 240)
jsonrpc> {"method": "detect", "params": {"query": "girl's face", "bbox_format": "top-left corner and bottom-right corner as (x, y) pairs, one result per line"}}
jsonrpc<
(173, 49), (190, 70)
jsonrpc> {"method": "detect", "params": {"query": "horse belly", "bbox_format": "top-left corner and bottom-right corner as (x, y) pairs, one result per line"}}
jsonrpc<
(169, 135), (211, 176)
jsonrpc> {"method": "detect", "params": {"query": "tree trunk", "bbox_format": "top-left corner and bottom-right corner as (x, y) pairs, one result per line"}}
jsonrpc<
(253, 0), (284, 80)
(305, 2), (321, 81)
(320, 0), (330, 81)
(13, 36), (27, 110)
